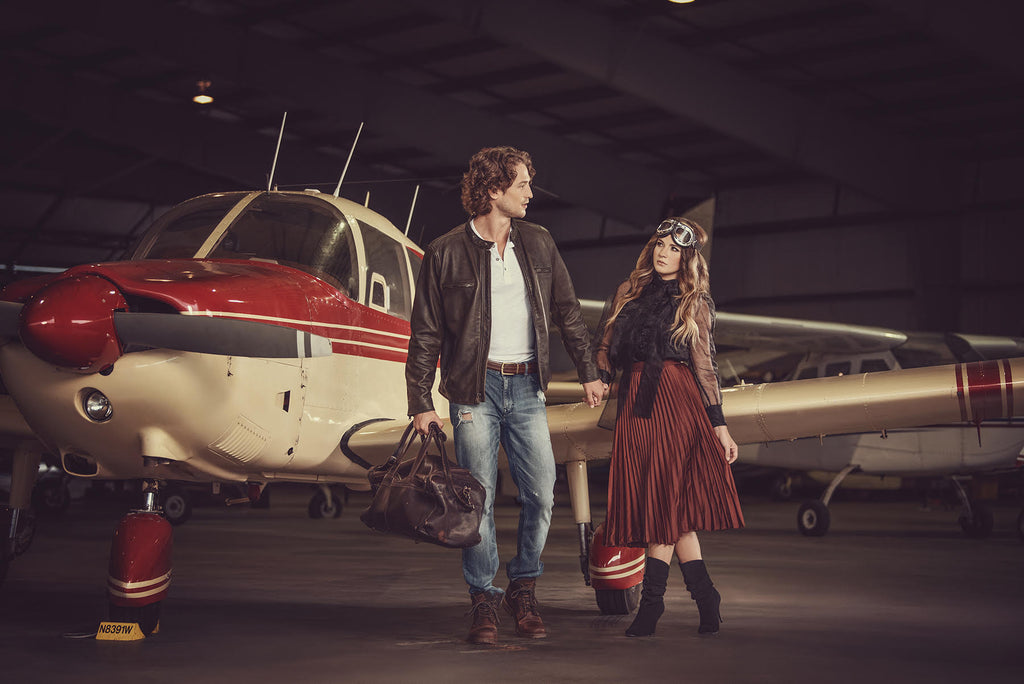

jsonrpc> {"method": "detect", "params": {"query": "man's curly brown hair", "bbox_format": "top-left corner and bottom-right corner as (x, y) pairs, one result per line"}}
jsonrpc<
(460, 146), (536, 217)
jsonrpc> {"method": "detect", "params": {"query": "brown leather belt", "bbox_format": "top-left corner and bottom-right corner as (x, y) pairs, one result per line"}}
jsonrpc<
(486, 360), (538, 375)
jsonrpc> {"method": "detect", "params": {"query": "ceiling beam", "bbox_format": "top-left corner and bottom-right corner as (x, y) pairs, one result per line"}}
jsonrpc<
(862, 0), (1024, 78)
(10, 0), (679, 227)
(413, 0), (966, 212)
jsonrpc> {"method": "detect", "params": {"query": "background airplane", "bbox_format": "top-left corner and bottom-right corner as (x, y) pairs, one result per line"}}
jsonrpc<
(1, 187), (1021, 630)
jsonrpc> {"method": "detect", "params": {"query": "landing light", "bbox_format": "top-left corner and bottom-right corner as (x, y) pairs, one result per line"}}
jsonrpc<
(83, 390), (113, 422)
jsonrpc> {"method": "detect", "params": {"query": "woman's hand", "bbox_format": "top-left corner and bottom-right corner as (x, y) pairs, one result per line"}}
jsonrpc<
(713, 425), (738, 464)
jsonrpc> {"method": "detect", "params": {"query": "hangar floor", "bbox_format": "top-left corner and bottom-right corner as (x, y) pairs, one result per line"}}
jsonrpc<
(1, 485), (1020, 684)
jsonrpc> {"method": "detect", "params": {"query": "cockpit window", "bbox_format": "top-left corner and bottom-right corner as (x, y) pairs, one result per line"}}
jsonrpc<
(209, 195), (358, 297)
(133, 194), (243, 260)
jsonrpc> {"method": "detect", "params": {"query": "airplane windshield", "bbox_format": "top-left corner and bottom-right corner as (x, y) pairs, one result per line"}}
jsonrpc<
(133, 193), (244, 260)
(209, 194), (358, 298)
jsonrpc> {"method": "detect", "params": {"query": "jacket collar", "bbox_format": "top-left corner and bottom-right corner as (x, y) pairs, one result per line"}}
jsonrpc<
(464, 219), (519, 249)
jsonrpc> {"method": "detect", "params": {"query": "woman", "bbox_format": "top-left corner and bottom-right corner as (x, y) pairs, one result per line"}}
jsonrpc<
(596, 216), (744, 638)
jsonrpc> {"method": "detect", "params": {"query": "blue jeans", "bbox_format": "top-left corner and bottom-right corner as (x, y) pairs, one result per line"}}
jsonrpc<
(449, 369), (556, 595)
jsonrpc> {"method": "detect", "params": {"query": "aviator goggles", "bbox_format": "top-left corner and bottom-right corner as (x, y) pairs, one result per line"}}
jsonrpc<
(655, 218), (700, 249)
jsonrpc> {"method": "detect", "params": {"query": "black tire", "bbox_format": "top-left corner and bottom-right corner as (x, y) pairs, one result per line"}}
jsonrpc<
(161, 487), (192, 526)
(770, 474), (794, 501)
(0, 544), (9, 588)
(13, 508), (36, 556)
(250, 486), (271, 509)
(594, 583), (642, 615)
(308, 490), (342, 519)
(31, 478), (71, 517)
(108, 601), (161, 637)
(958, 503), (994, 539)
(797, 500), (831, 537)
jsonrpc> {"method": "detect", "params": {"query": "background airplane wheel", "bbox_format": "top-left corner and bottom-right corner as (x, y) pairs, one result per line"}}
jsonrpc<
(108, 601), (161, 636)
(161, 487), (192, 526)
(0, 544), (9, 587)
(958, 503), (994, 539)
(31, 478), (71, 517)
(770, 474), (794, 501)
(797, 500), (831, 537)
(308, 490), (342, 519)
(594, 583), (642, 615)
(13, 508), (36, 556)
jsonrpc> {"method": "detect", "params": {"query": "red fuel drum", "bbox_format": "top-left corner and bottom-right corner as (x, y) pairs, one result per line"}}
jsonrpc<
(107, 512), (173, 607)
(588, 522), (645, 590)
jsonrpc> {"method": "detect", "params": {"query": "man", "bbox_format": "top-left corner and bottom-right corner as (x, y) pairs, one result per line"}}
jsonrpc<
(406, 146), (606, 645)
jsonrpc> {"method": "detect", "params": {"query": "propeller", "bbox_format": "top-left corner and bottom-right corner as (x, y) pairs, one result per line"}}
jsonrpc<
(3, 274), (333, 373)
(113, 312), (333, 359)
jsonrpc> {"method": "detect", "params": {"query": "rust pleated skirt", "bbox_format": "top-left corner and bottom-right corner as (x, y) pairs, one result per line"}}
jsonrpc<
(604, 361), (744, 547)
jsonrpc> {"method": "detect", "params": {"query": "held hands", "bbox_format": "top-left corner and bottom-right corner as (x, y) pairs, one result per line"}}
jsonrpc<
(582, 379), (608, 408)
(713, 425), (739, 464)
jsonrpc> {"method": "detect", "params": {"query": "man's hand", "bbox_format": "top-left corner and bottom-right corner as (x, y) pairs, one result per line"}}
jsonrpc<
(582, 379), (607, 408)
(413, 410), (444, 436)
(713, 425), (739, 464)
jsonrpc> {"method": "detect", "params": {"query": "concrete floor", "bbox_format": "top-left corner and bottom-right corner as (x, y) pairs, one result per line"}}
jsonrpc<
(1, 485), (1021, 684)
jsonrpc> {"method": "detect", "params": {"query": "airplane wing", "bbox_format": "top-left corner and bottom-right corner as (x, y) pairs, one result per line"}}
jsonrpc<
(347, 358), (1024, 467)
(577, 298), (908, 355)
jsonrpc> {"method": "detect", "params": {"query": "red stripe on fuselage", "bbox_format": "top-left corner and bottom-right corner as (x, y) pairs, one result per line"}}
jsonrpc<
(955, 364), (968, 422)
(964, 360), (1004, 423)
(1004, 359), (1014, 419)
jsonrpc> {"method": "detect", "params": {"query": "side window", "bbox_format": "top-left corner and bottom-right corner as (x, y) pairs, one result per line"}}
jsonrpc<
(824, 361), (851, 377)
(859, 358), (891, 373)
(796, 366), (819, 380)
(359, 221), (413, 320)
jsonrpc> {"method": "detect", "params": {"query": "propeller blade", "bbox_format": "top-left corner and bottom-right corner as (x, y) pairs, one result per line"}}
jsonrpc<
(0, 301), (23, 337)
(113, 312), (334, 359)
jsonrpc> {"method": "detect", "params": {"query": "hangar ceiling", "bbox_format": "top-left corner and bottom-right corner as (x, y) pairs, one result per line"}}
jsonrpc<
(3, 0), (1024, 273)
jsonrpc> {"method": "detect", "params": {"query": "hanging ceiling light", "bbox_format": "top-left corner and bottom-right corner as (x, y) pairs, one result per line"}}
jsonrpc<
(193, 80), (213, 105)
(668, 0), (696, 4)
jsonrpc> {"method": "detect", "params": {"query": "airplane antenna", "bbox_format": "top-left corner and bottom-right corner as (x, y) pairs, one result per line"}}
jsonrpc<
(333, 121), (364, 198)
(404, 184), (420, 236)
(364, 191), (370, 207)
(267, 112), (288, 193)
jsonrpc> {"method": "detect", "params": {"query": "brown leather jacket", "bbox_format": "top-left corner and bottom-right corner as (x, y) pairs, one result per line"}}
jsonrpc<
(406, 220), (598, 415)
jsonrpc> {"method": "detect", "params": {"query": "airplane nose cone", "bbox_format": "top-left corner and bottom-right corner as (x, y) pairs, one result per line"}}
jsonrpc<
(20, 274), (127, 372)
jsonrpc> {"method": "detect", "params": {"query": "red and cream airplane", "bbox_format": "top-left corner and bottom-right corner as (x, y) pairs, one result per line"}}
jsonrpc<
(1, 186), (1022, 632)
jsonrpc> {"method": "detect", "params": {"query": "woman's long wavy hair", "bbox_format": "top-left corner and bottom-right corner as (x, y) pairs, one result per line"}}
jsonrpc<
(460, 146), (536, 217)
(604, 217), (710, 348)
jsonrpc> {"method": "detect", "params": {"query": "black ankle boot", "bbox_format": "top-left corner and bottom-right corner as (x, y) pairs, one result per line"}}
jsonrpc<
(625, 558), (670, 637)
(680, 559), (722, 636)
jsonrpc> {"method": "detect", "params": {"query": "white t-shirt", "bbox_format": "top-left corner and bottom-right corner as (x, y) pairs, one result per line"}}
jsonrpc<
(471, 221), (535, 363)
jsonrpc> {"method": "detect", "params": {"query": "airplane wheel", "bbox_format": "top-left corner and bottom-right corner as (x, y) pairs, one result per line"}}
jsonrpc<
(797, 500), (831, 537)
(161, 487), (192, 527)
(308, 490), (342, 519)
(0, 544), (9, 587)
(13, 508), (36, 556)
(770, 474), (793, 501)
(594, 584), (642, 615)
(251, 486), (271, 509)
(108, 601), (161, 637)
(958, 503), (994, 539)
(31, 478), (71, 517)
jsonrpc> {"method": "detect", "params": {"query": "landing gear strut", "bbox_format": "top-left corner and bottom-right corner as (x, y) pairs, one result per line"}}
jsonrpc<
(565, 458), (643, 615)
(797, 464), (860, 537)
(950, 477), (994, 539)
(105, 477), (173, 637)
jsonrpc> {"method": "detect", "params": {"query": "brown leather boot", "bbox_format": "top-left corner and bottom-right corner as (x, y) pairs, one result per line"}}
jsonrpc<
(502, 578), (547, 638)
(466, 592), (501, 645)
